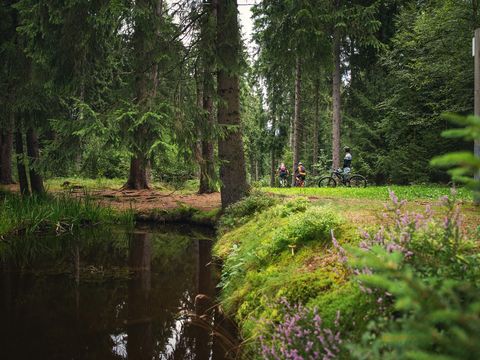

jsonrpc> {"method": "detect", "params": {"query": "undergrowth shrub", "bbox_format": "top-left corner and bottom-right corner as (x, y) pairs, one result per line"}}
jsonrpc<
(346, 189), (480, 359)
(217, 191), (279, 234)
(260, 299), (342, 360)
(271, 207), (342, 255)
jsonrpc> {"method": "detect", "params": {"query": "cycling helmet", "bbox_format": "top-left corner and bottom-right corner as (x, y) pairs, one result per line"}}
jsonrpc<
(298, 162), (303, 165)
(344, 147), (350, 152)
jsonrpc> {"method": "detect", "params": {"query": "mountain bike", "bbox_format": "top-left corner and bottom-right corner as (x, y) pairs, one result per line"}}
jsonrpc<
(294, 176), (305, 187)
(318, 169), (367, 188)
(279, 176), (289, 188)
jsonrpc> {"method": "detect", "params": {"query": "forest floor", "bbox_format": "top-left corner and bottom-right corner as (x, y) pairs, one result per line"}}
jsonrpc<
(0, 182), (221, 211)
(1, 180), (478, 230)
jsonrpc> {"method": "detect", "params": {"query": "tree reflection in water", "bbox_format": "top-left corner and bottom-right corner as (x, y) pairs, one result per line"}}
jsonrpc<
(0, 224), (238, 360)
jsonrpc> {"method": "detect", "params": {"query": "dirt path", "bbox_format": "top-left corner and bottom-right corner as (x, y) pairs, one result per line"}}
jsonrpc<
(0, 184), (221, 212)
(89, 189), (221, 212)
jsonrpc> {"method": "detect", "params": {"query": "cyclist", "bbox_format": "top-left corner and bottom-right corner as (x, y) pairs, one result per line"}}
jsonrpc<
(277, 162), (289, 186)
(295, 162), (307, 187)
(342, 147), (352, 180)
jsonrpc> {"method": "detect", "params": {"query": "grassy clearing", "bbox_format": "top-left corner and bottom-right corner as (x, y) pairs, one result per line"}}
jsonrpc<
(0, 192), (133, 238)
(262, 184), (473, 201)
(45, 177), (200, 194)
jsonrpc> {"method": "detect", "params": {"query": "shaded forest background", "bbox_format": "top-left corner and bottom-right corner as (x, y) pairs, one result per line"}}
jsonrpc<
(0, 0), (476, 194)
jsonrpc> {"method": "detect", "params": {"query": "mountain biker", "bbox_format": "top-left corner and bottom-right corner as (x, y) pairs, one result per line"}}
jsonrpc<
(295, 162), (307, 186)
(277, 162), (289, 185)
(343, 147), (352, 180)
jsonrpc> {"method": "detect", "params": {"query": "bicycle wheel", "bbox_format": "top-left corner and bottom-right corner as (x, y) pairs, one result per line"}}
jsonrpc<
(348, 175), (367, 188)
(318, 176), (337, 188)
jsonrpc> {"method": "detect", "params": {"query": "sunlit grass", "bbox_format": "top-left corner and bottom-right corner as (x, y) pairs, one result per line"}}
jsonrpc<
(45, 177), (200, 194)
(261, 185), (473, 201)
(45, 177), (127, 190)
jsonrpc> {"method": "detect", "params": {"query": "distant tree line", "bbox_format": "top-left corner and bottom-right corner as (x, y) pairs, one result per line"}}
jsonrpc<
(250, 0), (477, 185)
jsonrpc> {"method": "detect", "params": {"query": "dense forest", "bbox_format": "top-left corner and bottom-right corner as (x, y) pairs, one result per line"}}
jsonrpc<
(1, 0), (478, 200)
(1, 1), (480, 359)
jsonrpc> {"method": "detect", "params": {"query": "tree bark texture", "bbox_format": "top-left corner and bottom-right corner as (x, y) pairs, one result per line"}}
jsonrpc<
(292, 56), (302, 185)
(125, 0), (162, 190)
(270, 115), (276, 186)
(217, 0), (248, 209)
(332, 25), (342, 170)
(26, 127), (44, 194)
(198, 0), (217, 194)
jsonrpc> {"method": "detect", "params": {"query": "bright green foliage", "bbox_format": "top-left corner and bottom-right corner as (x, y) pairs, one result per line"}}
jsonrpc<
(263, 185), (473, 201)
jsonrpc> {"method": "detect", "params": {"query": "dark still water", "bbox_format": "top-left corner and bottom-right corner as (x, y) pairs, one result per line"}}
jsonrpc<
(0, 225), (236, 360)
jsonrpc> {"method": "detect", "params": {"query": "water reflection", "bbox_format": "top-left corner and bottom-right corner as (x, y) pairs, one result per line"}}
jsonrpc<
(128, 231), (153, 360)
(0, 225), (237, 360)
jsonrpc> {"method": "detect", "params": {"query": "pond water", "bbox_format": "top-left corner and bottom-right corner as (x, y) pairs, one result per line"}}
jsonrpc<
(0, 224), (236, 360)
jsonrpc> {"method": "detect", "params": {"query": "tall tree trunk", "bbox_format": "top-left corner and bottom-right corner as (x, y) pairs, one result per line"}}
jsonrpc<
(270, 115), (276, 187)
(292, 55), (302, 185)
(198, 95), (216, 193)
(0, 113), (14, 184)
(312, 80), (320, 175)
(126, 157), (149, 190)
(199, 1), (217, 194)
(125, 0), (162, 190)
(332, 25), (342, 170)
(217, 0), (248, 209)
(26, 127), (44, 194)
(14, 128), (29, 196)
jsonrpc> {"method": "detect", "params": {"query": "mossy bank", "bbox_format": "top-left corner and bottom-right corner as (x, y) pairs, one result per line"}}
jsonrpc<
(214, 194), (373, 357)
(214, 192), (480, 359)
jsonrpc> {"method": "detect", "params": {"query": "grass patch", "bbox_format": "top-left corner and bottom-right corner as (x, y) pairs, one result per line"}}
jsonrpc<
(262, 184), (473, 201)
(217, 191), (280, 234)
(0, 192), (133, 238)
(44, 177), (198, 194)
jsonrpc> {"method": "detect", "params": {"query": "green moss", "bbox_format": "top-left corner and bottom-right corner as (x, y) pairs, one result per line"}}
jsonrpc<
(307, 282), (374, 337)
(214, 196), (372, 347)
